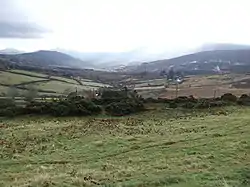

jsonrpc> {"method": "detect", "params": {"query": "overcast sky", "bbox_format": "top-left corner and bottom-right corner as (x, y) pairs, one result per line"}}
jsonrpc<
(0, 0), (250, 52)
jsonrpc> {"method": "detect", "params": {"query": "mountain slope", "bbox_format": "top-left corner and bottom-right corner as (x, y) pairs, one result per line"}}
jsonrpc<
(57, 43), (250, 70)
(55, 47), (194, 67)
(0, 48), (25, 55)
(133, 49), (250, 73)
(0, 50), (91, 68)
(197, 43), (250, 52)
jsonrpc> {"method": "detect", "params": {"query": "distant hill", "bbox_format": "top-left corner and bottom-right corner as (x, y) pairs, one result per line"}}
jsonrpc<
(54, 47), (193, 68)
(196, 43), (250, 52)
(132, 49), (250, 74)
(2, 43), (250, 72)
(0, 50), (91, 69)
(0, 48), (25, 55)
(54, 49), (149, 66)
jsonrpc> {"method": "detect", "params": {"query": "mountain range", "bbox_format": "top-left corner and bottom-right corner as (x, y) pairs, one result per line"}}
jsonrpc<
(0, 48), (25, 55)
(55, 43), (250, 68)
(1, 43), (250, 73)
(0, 50), (91, 69)
(131, 49), (250, 73)
(54, 47), (195, 68)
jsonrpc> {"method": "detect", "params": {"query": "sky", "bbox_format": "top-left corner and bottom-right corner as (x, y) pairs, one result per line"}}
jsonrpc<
(1, 0), (250, 52)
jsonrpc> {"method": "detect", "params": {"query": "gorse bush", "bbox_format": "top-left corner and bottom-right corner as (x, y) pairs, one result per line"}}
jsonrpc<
(237, 94), (250, 105)
(26, 96), (102, 117)
(25, 101), (50, 114)
(101, 89), (145, 116)
(195, 99), (225, 109)
(1, 89), (250, 118)
(0, 99), (23, 117)
(169, 102), (178, 108)
(105, 99), (144, 116)
(221, 93), (237, 102)
(0, 106), (23, 117)
(94, 88), (132, 105)
(0, 98), (15, 109)
(0, 89), (144, 117)
(101, 89), (128, 100)
(158, 96), (232, 109)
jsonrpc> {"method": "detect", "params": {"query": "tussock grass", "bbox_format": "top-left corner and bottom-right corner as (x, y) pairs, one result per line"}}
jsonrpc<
(0, 106), (249, 186)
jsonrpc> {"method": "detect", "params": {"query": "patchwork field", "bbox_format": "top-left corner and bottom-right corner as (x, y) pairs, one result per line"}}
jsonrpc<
(0, 106), (249, 186)
(10, 69), (50, 78)
(0, 71), (45, 85)
(33, 81), (98, 94)
(0, 70), (110, 96)
(133, 74), (250, 99)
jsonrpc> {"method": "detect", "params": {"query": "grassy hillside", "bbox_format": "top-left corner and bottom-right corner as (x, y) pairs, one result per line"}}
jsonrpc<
(0, 71), (45, 85)
(10, 69), (49, 78)
(135, 49), (250, 73)
(0, 69), (110, 96)
(0, 106), (249, 186)
(0, 50), (90, 68)
(33, 81), (96, 94)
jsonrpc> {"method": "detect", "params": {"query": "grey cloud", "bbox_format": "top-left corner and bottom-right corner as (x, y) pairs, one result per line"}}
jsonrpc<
(0, 0), (49, 39)
(0, 21), (49, 38)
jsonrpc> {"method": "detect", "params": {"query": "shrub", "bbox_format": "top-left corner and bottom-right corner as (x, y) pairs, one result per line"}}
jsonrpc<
(0, 99), (15, 109)
(169, 102), (177, 108)
(195, 99), (211, 109)
(167, 96), (197, 108)
(144, 97), (157, 103)
(180, 102), (196, 109)
(174, 96), (189, 103)
(0, 99), (23, 117)
(207, 100), (225, 108)
(105, 99), (144, 116)
(221, 93), (237, 102)
(101, 89), (127, 100)
(195, 99), (226, 109)
(157, 98), (170, 103)
(24, 97), (102, 117)
(173, 96), (197, 104)
(67, 92), (78, 99)
(0, 106), (24, 117)
(0, 107), (14, 117)
(25, 101), (51, 115)
(49, 99), (102, 117)
(50, 102), (72, 116)
(237, 94), (250, 105)
(239, 94), (249, 99)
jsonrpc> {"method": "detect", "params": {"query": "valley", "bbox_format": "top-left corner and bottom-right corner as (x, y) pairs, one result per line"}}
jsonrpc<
(2, 0), (250, 186)
(1, 44), (250, 187)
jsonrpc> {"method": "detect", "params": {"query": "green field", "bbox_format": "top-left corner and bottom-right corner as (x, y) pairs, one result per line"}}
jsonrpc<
(0, 71), (45, 85)
(10, 69), (49, 78)
(51, 76), (79, 85)
(0, 69), (110, 96)
(34, 81), (97, 94)
(80, 81), (110, 88)
(0, 85), (10, 93)
(131, 74), (250, 99)
(1, 106), (249, 186)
